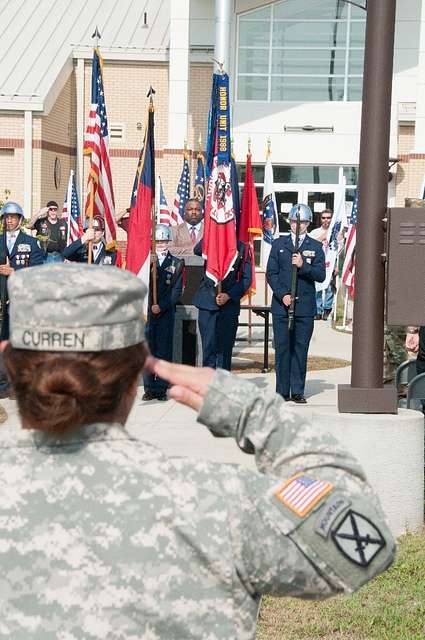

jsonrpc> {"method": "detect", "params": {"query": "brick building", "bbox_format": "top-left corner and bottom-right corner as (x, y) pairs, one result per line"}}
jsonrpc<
(0, 0), (425, 227)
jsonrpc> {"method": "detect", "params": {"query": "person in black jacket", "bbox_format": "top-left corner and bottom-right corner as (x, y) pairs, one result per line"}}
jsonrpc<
(193, 240), (252, 371)
(63, 216), (117, 265)
(267, 204), (325, 404)
(142, 224), (184, 401)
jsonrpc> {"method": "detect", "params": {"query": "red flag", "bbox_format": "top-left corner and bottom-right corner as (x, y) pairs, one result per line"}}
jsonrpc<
(126, 103), (155, 314)
(202, 154), (238, 284)
(238, 154), (262, 294)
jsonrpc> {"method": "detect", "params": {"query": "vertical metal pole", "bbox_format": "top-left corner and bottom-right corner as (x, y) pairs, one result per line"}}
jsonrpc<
(214, 0), (232, 71)
(338, 0), (398, 413)
(23, 110), (32, 216)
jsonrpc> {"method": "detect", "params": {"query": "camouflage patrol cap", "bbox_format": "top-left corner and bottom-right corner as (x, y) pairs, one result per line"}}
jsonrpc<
(8, 264), (147, 352)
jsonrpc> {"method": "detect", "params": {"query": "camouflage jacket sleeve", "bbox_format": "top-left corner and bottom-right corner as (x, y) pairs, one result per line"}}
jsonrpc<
(198, 369), (396, 598)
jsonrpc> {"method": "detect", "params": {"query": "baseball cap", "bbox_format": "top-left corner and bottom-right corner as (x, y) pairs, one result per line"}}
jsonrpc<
(8, 264), (147, 352)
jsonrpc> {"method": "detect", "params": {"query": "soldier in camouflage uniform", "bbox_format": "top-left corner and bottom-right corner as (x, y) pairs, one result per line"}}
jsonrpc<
(0, 263), (395, 639)
(384, 325), (408, 383)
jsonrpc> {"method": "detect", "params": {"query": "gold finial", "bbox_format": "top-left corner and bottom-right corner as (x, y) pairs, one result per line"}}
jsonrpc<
(267, 136), (271, 156)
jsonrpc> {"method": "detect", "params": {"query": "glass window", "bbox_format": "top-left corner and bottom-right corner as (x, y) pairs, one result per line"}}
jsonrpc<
(343, 166), (359, 186)
(239, 48), (270, 74)
(272, 48), (346, 76)
(239, 20), (270, 47)
(272, 20), (347, 49)
(237, 75), (268, 101)
(271, 77), (345, 102)
(237, 0), (366, 102)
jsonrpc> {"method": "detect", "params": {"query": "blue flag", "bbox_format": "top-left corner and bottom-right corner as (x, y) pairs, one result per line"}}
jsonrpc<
(194, 154), (205, 210)
(205, 73), (231, 176)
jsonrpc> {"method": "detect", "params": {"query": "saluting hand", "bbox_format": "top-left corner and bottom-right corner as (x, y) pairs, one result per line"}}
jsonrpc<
(82, 228), (95, 244)
(145, 357), (214, 411)
(292, 252), (303, 268)
(151, 304), (161, 315)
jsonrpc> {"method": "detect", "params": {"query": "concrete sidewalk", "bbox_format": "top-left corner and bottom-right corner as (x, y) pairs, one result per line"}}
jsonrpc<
(131, 320), (353, 463)
(0, 322), (352, 468)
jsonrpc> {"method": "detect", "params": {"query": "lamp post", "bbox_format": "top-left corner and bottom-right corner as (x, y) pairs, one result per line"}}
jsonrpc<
(338, 0), (398, 413)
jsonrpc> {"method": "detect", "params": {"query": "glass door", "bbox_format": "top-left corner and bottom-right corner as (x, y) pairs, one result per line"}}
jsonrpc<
(274, 184), (345, 234)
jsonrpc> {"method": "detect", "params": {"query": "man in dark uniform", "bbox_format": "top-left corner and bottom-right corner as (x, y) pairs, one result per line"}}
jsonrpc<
(0, 201), (44, 398)
(27, 200), (68, 263)
(63, 216), (117, 265)
(193, 240), (252, 370)
(142, 224), (184, 401)
(267, 204), (325, 404)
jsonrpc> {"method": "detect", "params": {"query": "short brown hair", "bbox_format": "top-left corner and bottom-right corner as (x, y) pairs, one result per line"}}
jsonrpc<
(4, 342), (148, 434)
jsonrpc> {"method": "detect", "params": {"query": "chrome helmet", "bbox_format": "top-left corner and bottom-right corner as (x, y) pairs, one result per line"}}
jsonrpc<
(0, 201), (24, 218)
(155, 224), (172, 241)
(288, 203), (312, 222)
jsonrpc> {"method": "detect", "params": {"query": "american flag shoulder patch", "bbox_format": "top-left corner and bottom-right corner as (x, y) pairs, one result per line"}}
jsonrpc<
(273, 474), (334, 518)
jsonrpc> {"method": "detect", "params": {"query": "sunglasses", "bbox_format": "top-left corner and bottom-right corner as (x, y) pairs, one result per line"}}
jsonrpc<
(321, 216), (332, 220)
(49, 207), (58, 211)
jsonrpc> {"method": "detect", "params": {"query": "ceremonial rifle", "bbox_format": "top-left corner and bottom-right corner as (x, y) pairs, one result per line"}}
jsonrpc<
(0, 222), (8, 338)
(288, 208), (301, 331)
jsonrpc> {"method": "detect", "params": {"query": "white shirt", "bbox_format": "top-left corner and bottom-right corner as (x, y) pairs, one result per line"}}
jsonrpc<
(290, 232), (306, 248)
(186, 221), (202, 236)
(92, 243), (102, 262)
(6, 231), (18, 253)
(156, 249), (168, 266)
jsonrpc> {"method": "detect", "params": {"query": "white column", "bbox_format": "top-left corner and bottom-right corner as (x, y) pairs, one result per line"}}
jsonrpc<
(167, 0), (190, 148)
(414, 1), (425, 151)
(24, 110), (32, 216)
(214, 0), (232, 72)
(76, 57), (85, 202)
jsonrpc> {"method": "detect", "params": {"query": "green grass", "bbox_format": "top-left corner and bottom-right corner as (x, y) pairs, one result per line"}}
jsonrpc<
(256, 531), (425, 640)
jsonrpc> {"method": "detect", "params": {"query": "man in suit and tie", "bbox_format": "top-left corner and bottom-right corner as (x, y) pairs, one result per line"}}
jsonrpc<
(63, 216), (118, 265)
(266, 204), (325, 404)
(170, 199), (204, 256)
(0, 201), (44, 398)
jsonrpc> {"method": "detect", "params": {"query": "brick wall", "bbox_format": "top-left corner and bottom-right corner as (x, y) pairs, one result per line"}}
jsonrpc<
(395, 124), (425, 206)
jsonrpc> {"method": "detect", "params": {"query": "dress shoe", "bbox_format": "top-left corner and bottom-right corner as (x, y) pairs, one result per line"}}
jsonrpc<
(142, 391), (155, 401)
(322, 309), (331, 320)
(291, 394), (307, 404)
(155, 393), (167, 401)
(283, 395), (290, 401)
(314, 314), (322, 320)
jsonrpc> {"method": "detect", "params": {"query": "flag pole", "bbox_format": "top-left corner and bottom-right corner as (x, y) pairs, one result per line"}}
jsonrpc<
(247, 138), (253, 344)
(87, 26), (101, 265)
(342, 286), (349, 330)
(148, 88), (158, 306)
(264, 137), (271, 307)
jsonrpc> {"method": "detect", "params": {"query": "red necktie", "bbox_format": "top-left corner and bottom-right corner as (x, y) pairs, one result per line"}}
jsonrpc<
(190, 226), (196, 245)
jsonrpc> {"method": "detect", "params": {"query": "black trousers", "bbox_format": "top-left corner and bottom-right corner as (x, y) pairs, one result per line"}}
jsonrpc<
(417, 327), (425, 375)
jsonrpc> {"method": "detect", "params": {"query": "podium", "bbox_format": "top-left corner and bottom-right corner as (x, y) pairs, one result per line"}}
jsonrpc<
(173, 255), (204, 366)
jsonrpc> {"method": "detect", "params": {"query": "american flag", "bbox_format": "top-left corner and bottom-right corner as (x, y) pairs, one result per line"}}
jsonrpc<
(341, 191), (358, 298)
(172, 156), (189, 225)
(83, 48), (117, 245)
(63, 170), (82, 245)
(274, 474), (334, 518)
(156, 175), (172, 225)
